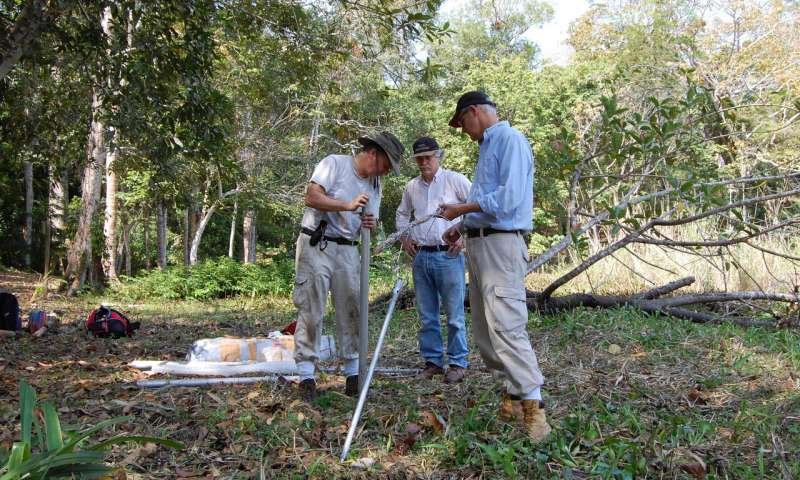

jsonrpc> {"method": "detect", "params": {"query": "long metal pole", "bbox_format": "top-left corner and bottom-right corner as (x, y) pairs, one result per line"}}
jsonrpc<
(341, 278), (404, 462)
(359, 223), (370, 391)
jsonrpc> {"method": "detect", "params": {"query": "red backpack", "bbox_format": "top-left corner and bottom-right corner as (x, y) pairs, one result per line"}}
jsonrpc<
(86, 306), (140, 338)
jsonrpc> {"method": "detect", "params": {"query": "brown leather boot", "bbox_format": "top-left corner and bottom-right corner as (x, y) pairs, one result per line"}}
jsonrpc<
(443, 366), (466, 384)
(418, 362), (444, 379)
(521, 400), (551, 443)
(498, 392), (523, 422)
(299, 378), (317, 402)
(345, 375), (359, 397)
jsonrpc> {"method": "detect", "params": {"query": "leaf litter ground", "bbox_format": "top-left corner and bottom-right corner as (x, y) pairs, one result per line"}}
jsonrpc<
(1, 271), (799, 479)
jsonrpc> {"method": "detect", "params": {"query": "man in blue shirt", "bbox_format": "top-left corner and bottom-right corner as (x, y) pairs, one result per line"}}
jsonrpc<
(439, 91), (551, 442)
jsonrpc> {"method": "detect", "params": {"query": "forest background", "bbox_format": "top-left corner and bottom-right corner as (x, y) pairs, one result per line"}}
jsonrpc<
(2, 0), (799, 299)
(2, 0), (800, 478)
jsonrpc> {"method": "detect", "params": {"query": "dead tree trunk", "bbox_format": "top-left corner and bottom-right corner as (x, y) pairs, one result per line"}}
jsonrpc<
(528, 277), (798, 328)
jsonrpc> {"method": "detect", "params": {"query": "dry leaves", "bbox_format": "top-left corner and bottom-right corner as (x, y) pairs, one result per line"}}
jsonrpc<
(393, 422), (422, 455)
(679, 462), (706, 479)
(420, 410), (446, 434)
(121, 442), (158, 465)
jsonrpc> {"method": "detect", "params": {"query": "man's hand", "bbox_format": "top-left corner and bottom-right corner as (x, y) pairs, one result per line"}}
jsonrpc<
(400, 236), (418, 257)
(438, 202), (481, 220)
(438, 203), (463, 221)
(361, 213), (377, 230)
(446, 235), (464, 256)
(348, 193), (370, 212)
(442, 223), (463, 247)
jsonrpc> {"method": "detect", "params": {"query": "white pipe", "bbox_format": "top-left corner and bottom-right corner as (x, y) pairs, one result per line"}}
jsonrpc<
(130, 360), (420, 378)
(341, 278), (403, 462)
(137, 375), (298, 389)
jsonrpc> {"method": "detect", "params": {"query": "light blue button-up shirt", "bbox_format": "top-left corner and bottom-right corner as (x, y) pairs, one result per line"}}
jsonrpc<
(464, 121), (534, 232)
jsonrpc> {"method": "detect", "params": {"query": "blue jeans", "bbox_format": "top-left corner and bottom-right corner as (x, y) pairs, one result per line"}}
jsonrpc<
(413, 250), (468, 369)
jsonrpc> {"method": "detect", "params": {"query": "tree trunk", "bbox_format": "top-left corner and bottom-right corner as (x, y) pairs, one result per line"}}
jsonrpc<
(144, 207), (151, 270)
(156, 200), (167, 270)
(183, 206), (190, 266)
(102, 140), (119, 283)
(48, 165), (68, 230)
(190, 188), (239, 265)
(47, 165), (68, 274)
(23, 160), (33, 268)
(122, 216), (132, 276)
(0, 0), (70, 81)
(65, 89), (105, 296)
(99, 4), (120, 284)
(189, 205), (217, 266)
(42, 218), (50, 274)
(228, 200), (237, 258)
(243, 208), (257, 263)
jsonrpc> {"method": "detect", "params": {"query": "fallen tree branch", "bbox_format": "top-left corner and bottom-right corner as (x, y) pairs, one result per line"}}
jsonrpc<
(527, 282), (798, 329)
(631, 276), (696, 299)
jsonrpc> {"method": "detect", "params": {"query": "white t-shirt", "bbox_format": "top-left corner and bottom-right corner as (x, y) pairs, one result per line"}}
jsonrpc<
(300, 154), (381, 241)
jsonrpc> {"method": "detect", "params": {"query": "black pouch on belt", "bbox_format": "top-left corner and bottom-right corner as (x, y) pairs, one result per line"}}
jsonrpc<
(309, 220), (328, 246)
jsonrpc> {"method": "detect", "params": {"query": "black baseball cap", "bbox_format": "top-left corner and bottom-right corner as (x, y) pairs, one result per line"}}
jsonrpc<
(448, 91), (496, 128)
(411, 136), (441, 157)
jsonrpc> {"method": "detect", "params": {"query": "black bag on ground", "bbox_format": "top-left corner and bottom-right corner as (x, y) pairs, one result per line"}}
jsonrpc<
(0, 292), (21, 331)
(86, 306), (140, 338)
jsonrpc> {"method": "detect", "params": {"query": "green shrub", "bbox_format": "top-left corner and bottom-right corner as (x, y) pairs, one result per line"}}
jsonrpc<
(0, 380), (183, 479)
(114, 256), (295, 300)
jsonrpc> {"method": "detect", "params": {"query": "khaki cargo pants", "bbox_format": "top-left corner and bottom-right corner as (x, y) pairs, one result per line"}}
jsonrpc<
(293, 234), (360, 365)
(466, 232), (544, 396)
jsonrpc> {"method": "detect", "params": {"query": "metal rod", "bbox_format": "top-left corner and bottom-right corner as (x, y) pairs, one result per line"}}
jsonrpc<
(359, 223), (370, 392)
(341, 278), (404, 462)
(137, 375), (298, 389)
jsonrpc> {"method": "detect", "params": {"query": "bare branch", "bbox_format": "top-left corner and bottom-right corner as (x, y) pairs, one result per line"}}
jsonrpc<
(538, 210), (674, 302)
(632, 276), (695, 300)
(635, 218), (800, 247)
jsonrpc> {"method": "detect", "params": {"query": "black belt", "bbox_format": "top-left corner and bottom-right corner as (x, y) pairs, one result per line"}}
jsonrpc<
(465, 227), (523, 238)
(419, 245), (449, 252)
(301, 228), (359, 246)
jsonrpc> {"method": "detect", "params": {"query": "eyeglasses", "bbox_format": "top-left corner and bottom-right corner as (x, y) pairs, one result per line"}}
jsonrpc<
(415, 153), (439, 162)
(455, 106), (473, 128)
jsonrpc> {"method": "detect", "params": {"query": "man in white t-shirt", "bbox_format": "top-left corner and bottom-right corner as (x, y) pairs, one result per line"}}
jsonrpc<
(396, 137), (472, 384)
(293, 132), (405, 401)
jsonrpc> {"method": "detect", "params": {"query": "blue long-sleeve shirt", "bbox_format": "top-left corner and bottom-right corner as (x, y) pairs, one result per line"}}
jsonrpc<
(464, 121), (534, 232)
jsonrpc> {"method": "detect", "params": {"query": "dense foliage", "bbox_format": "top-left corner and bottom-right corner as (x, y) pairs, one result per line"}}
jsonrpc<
(113, 256), (295, 300)
(0, 0), (797, 284)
